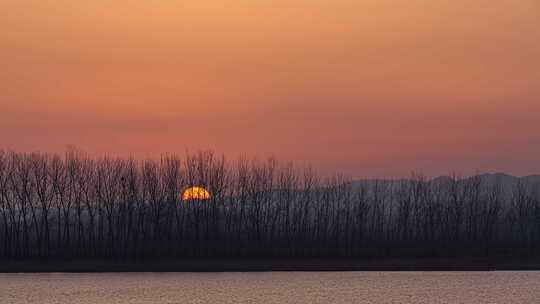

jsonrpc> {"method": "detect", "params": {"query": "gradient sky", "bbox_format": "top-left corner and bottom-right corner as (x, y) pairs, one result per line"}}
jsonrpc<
(1, 0), (539, 178)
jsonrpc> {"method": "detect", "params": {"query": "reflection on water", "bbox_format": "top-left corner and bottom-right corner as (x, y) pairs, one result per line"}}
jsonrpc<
(1, 271), (539, 304)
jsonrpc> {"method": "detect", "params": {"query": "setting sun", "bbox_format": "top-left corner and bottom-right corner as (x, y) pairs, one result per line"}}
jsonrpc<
(1, 0), (539, 297)
(182, 187), (211, 200)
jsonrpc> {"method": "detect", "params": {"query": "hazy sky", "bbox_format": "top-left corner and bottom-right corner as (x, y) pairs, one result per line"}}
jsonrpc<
(1, 0), (539, 177)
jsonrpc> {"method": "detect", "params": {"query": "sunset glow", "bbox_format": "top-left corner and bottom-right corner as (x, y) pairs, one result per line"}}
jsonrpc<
(1, 0), (539, 177)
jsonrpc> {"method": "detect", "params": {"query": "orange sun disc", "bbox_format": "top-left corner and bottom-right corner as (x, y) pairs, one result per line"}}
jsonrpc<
(182, 187), (211, 200)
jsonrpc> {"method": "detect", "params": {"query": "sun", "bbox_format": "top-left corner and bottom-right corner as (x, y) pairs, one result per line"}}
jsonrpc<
(182, 187), (211, 200)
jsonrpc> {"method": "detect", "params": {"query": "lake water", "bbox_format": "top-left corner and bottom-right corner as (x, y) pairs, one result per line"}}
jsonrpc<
(1, 271), (539, 303)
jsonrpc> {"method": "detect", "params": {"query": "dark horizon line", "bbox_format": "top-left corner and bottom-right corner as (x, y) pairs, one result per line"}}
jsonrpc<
(2, 257), (540, 273)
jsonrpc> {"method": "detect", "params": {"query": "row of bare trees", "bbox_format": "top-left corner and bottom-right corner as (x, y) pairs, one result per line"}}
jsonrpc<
(0, 150), (539, 259)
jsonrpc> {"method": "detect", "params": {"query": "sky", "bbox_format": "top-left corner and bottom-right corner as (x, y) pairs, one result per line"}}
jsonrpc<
(1, 0), (539, 178)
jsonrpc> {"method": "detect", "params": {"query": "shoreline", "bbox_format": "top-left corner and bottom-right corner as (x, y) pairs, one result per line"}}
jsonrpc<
(1, 257), (539, 273)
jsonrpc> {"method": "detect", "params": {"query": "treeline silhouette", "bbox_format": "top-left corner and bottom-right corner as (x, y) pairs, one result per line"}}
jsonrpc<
(0, 150), (539, 259)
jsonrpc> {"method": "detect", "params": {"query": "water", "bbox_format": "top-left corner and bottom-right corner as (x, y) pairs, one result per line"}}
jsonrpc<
(1, 271), (539, 304)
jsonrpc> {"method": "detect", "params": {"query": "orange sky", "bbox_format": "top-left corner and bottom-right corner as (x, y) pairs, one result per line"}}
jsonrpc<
(1, 0), (539, 177)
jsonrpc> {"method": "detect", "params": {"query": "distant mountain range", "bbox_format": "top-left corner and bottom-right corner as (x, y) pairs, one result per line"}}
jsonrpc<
(441, 173), (540, 186)
(353, 173), (540, 186)
(350, 173), (540, 200)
